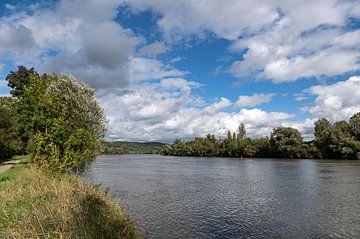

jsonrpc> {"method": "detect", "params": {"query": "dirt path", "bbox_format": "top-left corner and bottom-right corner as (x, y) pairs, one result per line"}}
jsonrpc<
(0, 160), (20, 174)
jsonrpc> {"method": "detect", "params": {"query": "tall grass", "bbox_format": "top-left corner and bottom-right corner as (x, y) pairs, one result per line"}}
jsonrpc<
(0, 166), (141, 239)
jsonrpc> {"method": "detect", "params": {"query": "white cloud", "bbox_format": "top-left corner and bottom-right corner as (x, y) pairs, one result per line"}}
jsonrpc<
(0, 0), (143, 89)
(227, 0), (360, 82)
(306, 76), (360, 122)
(0, 80), (7, 88)
(294, 93), (307, 102)
(138, 41), (168, 57)
(99, 80), (294, 141)
(126, 0), (360, 82)
(235, 93), (275, 108)
(4, 4), (16, 11)
(1, 0), (359, 142)
(203, 97), (232, 114)
(129, 57), (186, 82)
(127, 0), (278, 41)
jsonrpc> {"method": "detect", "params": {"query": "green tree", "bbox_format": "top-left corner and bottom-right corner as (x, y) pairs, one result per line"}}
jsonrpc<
(0, 97), (21, 161)
(330, 120), (358, 159)
(12, 72), (106, 172)
(350, 112), (360, 140)
(6, 65), (39, 97)
(314, 118), (333, 158)
(237, 123), (246, 142)
(270, 127), (304, 158)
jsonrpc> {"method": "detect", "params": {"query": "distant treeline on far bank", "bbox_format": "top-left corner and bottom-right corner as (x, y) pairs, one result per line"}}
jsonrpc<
(103, 141), (165, 154)
(163, 114), (360, 160)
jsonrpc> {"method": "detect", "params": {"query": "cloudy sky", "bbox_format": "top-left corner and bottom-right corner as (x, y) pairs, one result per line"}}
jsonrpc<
(0, 0), (360, 141)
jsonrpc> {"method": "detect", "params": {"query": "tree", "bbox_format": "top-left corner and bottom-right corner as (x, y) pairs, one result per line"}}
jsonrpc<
(0, 97), (21, 161)
(270, 127), (304, 158)
(237, 123), (247, 156)
(6, 65), (39, 97)
(350, 112), (360, 140)
(237, 123), (246, 142)
(314, 118), (333, 158)
(12, 73), (106, 172)
(330, 121), (358, 159)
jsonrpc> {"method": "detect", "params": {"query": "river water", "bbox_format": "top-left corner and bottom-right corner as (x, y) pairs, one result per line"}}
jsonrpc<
(84, 154), (360, 239)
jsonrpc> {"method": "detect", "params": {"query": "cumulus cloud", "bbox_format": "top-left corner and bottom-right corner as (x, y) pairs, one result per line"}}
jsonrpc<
(129, 57), (186, 82)
(235, 93), (275, 108)
(228, 1), (360, 82)
(305, 76), (360, 122)
(126, 0), (360, 82)
(1, 0), (359, 142)
(138, 41), (168, 57)
(126, 0), (279, 41)
(203, 98), (232, 114)
(99, 79), (294, 141)
(0, 0), (142, 89)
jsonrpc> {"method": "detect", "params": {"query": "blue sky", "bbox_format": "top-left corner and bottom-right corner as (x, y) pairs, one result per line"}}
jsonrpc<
(1, 0), (360, 141)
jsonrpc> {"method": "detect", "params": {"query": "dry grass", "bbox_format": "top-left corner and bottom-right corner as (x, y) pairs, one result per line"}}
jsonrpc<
(0, 165), (142, 239)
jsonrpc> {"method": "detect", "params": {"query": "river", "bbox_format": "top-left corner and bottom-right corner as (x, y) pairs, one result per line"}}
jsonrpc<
(84, 154), (360, 239)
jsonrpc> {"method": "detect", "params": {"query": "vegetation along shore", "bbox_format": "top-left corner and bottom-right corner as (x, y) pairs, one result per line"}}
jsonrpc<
(163, 118), (360, 159)
(0, 66), (141, 238)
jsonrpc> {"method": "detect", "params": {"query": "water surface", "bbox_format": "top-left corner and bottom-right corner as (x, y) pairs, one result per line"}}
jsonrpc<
(84, 155), (360, 238)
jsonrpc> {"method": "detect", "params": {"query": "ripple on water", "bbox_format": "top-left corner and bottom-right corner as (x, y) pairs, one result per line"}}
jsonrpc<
(84, 155), (360, 239)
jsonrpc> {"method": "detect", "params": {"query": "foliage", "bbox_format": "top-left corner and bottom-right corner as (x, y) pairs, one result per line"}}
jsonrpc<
(0, 97), (22, 162)
(314, 118), (360, 159)
(0, 165), (141, 238)
(164, 113), (360, 159)
(103, 141), (165, 154)
(7, 68), (106, 173)
(350, 112), (360, 140)
(270, 127), (304, 158)
(6, 65), (39, 97)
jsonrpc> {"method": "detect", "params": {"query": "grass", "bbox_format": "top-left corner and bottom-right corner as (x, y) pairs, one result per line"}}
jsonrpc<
(11, 155), (31, 164)
(0, 165), (142, 239)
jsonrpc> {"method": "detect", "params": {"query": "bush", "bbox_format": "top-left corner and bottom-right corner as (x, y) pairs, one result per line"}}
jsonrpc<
(13, 73), (106, 172)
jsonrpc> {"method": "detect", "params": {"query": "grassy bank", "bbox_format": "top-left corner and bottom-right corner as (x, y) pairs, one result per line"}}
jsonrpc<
(0, 165), (141, 239)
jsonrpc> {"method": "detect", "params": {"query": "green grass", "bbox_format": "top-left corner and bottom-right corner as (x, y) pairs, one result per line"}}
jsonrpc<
(0, 166), (25, 192)
(0, 165), (142, 239)
(11, 155), (31, 164)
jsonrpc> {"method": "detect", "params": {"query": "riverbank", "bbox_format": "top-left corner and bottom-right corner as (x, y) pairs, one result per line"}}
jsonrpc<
(0, 165), (141, 238)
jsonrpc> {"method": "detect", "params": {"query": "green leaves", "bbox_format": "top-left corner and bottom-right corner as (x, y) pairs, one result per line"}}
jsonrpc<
(9, 69), (106, 173)
(270, 127), (304, 158)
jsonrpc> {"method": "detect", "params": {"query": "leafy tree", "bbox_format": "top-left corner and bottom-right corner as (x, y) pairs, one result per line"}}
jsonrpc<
(244, 137), (270, 158)
(330, 121), (358, 159)
(314, 118), (359, 159)
(163, 112), (360, 160)
(237, 123), (246, 142)
(270, 127), (304, 158)
(350, 112), (360, 140)
(6, 65), (39, 97)
(12, 72), (106, 172)
(314, 118), (333, 158)
(303, 141), (322, 159)
(0, 97), (21, 161)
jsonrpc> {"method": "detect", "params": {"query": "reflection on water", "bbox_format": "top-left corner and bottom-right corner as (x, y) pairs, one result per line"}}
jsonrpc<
(83, 155), (360, 239)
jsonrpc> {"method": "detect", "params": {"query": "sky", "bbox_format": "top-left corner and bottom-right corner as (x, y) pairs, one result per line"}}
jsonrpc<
(0, 0), (360, 142)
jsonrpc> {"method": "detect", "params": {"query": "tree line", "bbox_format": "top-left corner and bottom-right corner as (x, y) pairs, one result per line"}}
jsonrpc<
(103, 141), (165, 155)
(163, 116), (360, 159)
(0, 66), (106, 172)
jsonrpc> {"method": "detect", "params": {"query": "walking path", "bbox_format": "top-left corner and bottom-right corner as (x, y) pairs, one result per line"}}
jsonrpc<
(0, 160), (20, 174)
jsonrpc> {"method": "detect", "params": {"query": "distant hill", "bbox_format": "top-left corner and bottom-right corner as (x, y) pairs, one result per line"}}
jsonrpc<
(103, 141), (165, 154)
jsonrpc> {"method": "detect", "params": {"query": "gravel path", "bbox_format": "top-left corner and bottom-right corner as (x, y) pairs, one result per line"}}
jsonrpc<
(0, 160), (20, 174)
